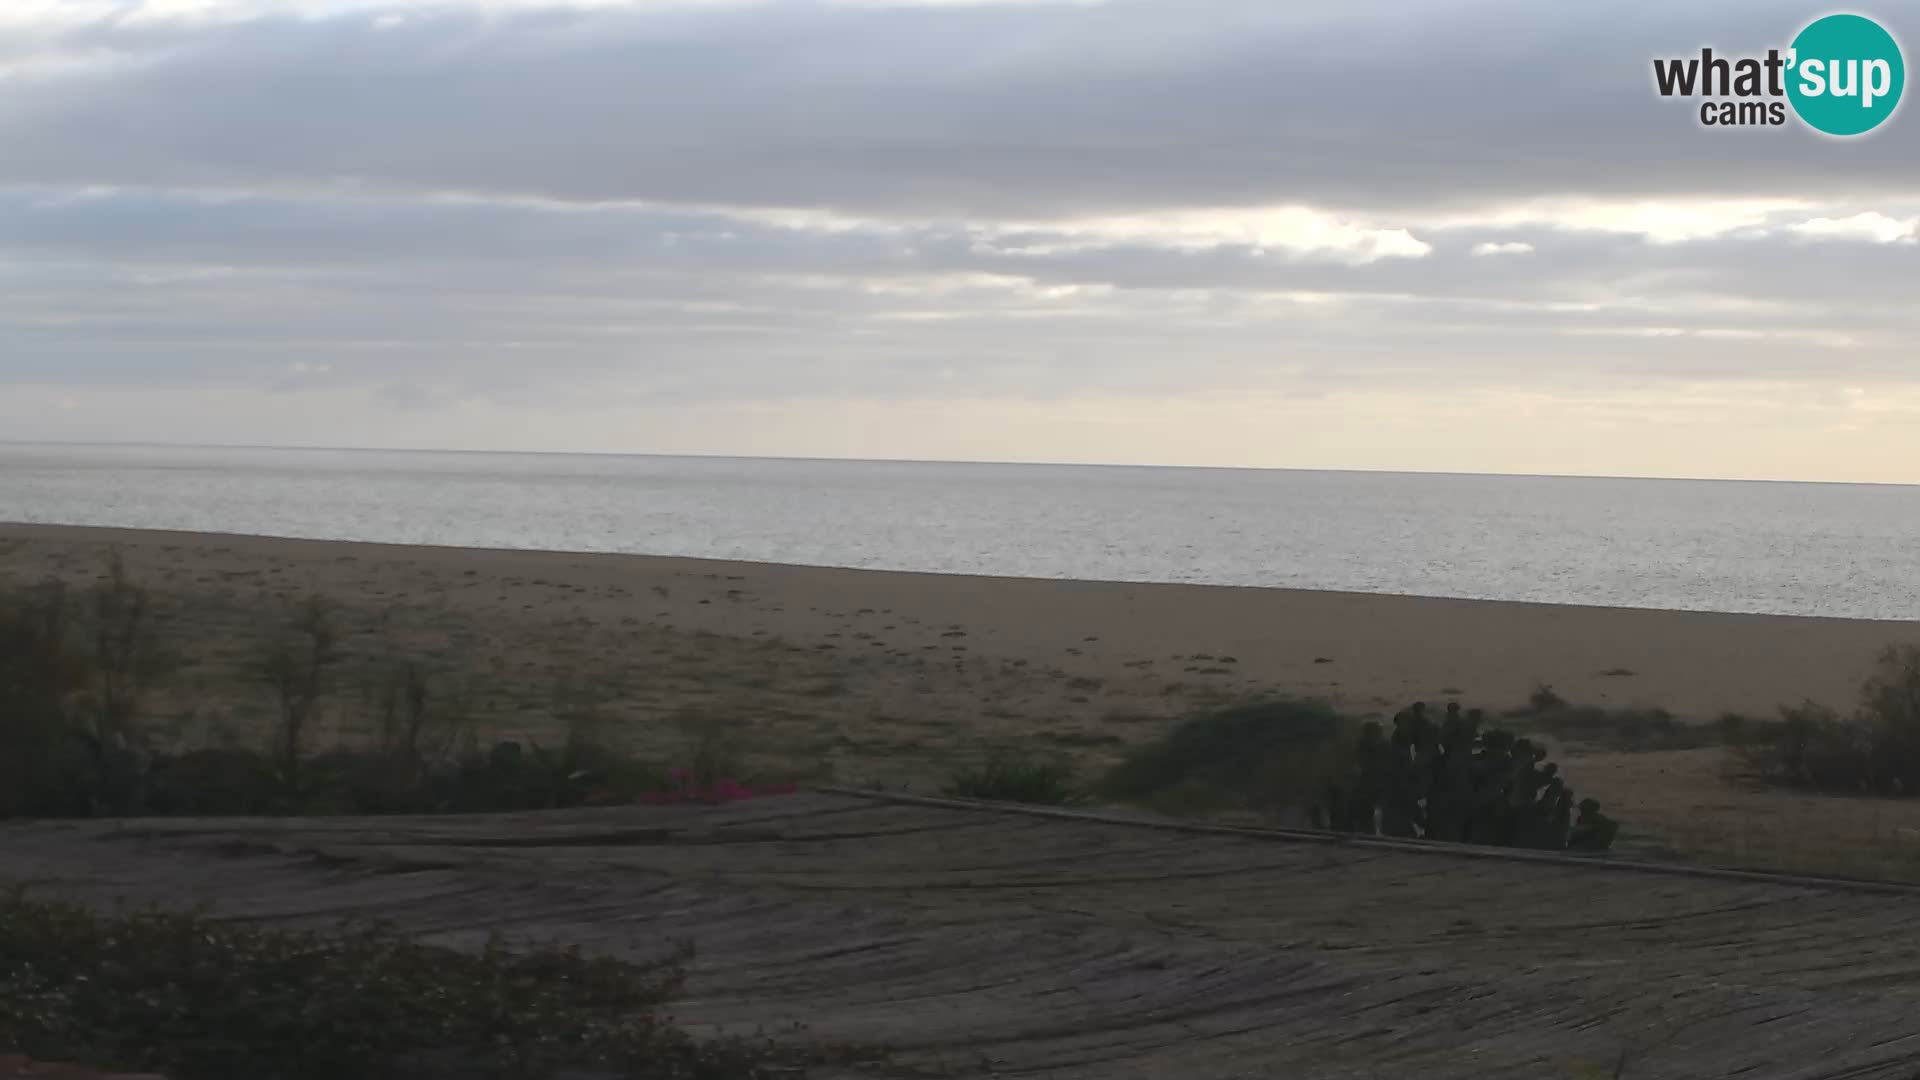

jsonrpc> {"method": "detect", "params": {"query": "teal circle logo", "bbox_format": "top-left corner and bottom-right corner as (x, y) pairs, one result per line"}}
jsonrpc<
(1787, 14), (1905, 136)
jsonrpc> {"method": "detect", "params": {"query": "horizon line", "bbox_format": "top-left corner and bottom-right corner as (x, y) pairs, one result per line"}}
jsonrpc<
(4, 438), (1917, 491)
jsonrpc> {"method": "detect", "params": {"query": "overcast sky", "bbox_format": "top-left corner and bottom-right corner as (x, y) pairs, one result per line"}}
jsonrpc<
(2, 0), (1916, 481)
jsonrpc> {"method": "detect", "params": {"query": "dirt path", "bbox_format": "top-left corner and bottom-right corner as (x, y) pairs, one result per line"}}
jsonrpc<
(5, 794), (1918, 1079)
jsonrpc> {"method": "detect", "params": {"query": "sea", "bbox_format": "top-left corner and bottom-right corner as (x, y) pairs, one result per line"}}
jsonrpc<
(1, 442), (1917, 621)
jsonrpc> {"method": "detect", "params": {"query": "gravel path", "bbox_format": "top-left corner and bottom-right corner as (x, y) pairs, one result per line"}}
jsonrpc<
(5, 793), (1918, 1079)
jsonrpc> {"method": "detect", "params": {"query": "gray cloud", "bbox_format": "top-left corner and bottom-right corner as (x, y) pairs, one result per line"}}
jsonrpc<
(2, 0), (1915, 217)
(4, 183), (1915, 406)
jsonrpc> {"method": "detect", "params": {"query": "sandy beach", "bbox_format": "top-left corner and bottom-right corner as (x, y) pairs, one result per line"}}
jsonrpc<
(7, 521), (1920, 875)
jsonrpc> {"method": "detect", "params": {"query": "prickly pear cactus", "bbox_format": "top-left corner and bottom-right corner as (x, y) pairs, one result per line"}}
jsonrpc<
(1569, 798), (1620, 851)
(1322, 700), (1619, 852)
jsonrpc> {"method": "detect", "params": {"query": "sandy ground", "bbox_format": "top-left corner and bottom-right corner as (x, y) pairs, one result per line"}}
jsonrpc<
(5, 794), (1920, 1079)
(6, 521), (1920, 878)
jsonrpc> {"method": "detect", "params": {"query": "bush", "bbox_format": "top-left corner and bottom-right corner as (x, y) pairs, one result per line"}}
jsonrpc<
(131, 740), (678, 817)
(1, 562), (759, 820)
(6, 716), (791, 819)
(1861, 643), (1920, 782)
(1731, 645), (1920, 794)
(0, 583), (112, 818)
(430, 737), (672, 814)
(2, 558), (179, 817)
(1096, 700), (1353, 818)
(0, 891), (776, 1080)
(258, 594), (342, 792)
(1507, 696), (1715, 752)
(943, 755), (1077, 805)
(145, 748), (286, 816)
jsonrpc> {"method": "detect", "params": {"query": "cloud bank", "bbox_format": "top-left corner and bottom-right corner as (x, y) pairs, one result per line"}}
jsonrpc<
(2, 0), (1917, 480)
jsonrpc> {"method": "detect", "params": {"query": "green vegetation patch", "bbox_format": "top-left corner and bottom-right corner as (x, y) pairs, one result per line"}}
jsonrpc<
(1506, 685), (1719, 752)
(943, 755), (1078, 805)
(1095, 698), (1618, 851)
(0, 563), (796, 820)
(1726, 644), (1920, 795)
(1096, 699), (1355, 818)
(0, 892), (800, 1080)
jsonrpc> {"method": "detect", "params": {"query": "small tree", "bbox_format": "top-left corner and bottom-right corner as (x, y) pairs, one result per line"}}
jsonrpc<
(1733, 645), (1920, 795)
(1, 556), (174, 817)
(0, 582), (94, 817)
(1861, 644), (1920, 790)
(259, 595), (341, 793)
(86, 552), (163, 741)
(74, 552), (173, 813)
(369, 659), (432, 763)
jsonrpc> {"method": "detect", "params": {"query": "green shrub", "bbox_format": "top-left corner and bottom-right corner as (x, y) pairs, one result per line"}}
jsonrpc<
(1507, 698), (1715, 752)
(0, 582), (105, 818)
(0, 891), (777, 1080)
(1861, 643), (1920, 783)
(943, 755), (1077, 805)
(1731, 645), (1920, 795)
(4, 732), (685, 819)
(133, 740), (672, 817)
(145, 748), (286, 816)
(1096, 700), (1353, 817)
(431, 738), (667, 813)
(0, 561), (689, 820)
(1526, 683), (1567, 712)
(687, 723), (745, 791)
(1, 558), (180, 817)
(257, 593), (342, 792)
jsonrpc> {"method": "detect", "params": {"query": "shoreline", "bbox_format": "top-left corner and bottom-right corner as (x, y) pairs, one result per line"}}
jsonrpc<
(4, 519), (1915, 626)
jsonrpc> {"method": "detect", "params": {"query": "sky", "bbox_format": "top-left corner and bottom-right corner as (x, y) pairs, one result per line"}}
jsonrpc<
(2, 0), (1917, 482)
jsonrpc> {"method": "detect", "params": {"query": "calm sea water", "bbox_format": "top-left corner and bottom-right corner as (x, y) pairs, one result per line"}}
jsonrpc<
(1, 443), (1917, 620)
